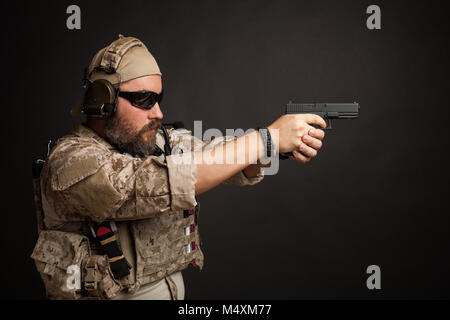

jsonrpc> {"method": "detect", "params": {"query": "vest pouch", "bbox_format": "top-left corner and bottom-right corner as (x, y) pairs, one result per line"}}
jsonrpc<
(31, 230), (122, 300)
(31, 230), (91, 300)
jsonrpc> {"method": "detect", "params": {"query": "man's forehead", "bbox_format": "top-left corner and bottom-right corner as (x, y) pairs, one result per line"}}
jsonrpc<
(120, 75), (162, 92)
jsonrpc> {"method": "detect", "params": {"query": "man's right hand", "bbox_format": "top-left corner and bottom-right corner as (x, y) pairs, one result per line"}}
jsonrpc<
(268, 114), (327, 162)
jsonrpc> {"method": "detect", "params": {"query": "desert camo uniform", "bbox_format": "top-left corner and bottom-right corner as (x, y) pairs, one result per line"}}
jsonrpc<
(31, 123), (263, 299)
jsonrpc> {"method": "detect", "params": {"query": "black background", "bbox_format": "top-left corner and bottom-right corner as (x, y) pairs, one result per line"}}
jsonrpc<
(1, 0), (449, 299)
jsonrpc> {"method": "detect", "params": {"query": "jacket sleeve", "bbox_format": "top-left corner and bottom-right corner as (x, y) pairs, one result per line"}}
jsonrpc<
(41, 138), (197, 224)
(172, 130), (264, 186)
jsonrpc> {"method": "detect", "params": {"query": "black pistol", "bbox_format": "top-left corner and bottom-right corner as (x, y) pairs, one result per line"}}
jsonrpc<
(280, 101), (360, 159)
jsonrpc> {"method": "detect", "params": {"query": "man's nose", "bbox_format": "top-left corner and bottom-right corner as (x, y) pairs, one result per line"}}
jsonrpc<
(148, 103), (163, 120)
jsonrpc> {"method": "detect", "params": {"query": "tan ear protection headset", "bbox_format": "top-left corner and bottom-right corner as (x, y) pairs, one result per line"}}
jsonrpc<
(77, 35), (182, 157)
(81, 36), (145, 118)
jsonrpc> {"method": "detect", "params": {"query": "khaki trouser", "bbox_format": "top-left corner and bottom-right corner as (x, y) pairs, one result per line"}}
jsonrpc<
(112, 271), (185, 300)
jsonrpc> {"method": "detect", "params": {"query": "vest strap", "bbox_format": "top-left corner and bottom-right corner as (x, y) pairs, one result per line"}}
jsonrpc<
(164, 275), (178, 300)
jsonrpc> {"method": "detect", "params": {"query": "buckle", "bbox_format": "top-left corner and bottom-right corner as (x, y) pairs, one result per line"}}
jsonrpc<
(84, 262), (98, 291)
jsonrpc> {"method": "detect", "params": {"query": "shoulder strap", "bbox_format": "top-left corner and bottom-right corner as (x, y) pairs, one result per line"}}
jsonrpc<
(32, 159), (46, 234)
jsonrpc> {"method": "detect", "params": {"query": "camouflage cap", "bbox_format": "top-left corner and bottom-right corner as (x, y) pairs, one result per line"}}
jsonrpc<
(72, 34), (162, 116)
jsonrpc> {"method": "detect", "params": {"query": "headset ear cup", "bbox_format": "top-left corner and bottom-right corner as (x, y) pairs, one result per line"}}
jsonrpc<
(102, 86), (119, 115)
(83, 79), (117, 117)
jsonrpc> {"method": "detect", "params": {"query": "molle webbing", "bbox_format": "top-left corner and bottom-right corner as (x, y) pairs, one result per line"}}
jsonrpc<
(133, 204), (204, 286)
(99, 35), (146, 72)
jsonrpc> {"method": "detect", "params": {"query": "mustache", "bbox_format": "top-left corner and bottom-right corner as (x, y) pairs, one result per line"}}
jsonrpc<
(139, 119), (162, 134)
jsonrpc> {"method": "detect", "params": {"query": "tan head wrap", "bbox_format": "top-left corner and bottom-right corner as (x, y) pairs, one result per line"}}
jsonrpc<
(71, 34), (161, 116)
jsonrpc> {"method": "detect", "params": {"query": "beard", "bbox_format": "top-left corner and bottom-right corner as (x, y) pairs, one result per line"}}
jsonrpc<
(104, 114), (162, 157)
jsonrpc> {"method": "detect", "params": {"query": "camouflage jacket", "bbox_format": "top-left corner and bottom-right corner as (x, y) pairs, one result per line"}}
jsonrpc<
(36, 124), (264, 297)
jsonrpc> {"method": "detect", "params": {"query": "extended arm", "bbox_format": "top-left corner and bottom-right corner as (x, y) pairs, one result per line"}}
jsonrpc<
(194, 114), (327, 195)
(195, 130), (264, 195)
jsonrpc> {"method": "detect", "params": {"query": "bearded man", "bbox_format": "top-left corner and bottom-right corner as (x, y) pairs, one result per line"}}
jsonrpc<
(31, 35), (326, 300)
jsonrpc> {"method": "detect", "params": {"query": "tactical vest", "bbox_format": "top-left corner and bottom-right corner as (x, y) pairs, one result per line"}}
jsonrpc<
(31, 134), (204, 299)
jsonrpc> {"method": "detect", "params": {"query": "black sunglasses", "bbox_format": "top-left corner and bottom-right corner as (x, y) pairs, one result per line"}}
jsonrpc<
(118, 89), (164, 110)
